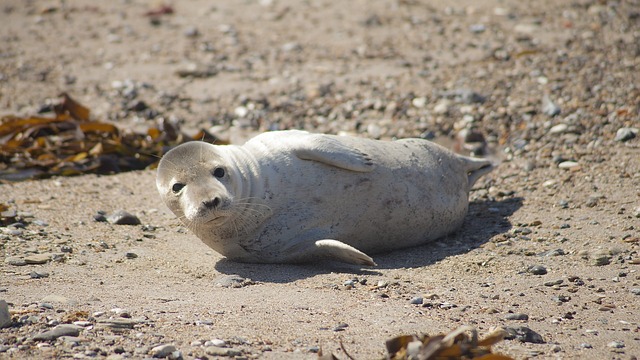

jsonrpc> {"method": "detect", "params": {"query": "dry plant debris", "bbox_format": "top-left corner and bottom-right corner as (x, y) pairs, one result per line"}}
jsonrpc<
(0, 93), (220, 182)
(320, 326), (513, 360)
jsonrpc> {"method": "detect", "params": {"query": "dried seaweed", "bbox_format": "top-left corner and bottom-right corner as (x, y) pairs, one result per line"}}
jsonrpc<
(0, 93), (221, 182)
(321, 326), (513, 360)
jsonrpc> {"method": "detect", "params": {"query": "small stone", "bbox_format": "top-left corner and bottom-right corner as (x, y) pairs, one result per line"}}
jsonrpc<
(503, 326), (544, 343)
(592, 254), (611, 266)
(333, 323), (349, 332)
(5, 257), (27, 266)
(469, 24), (486, 33)
(607, 341), (624, 349)
(548, 124), (568, 135)
(96, 318), (139, 330)
(542, 96), (561, 117)
(433, 100), (450, 114)
(208, 339), (226, 347)
(29, 271), (49, 279)
(580, 343), (593, 349)
(205, 347), (241, 357)
(213, 274), (253, 288)
(151, 344), (177, 358)
(412, 97), (427, 108)
(543, 279), (563, 286)
(125, 252), (138, 259)
(614, 127), (637, 142)
(107, 210), (141, 225)
(60, 336), (82, 345)
(505, 313), (529, 320)
(558, 161), (579, 169)
(410, 297), (423, 305)
(184, 26), (199, 38)
(528, 265), (547, 275)
(630, 288), (640, 295)
(0, 300), (11, 329)
(33, 324), (82, 341)
(24, 253), (52, 264)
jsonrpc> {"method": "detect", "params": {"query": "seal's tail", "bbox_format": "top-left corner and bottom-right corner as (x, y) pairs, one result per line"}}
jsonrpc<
(461, 156), (494, 190)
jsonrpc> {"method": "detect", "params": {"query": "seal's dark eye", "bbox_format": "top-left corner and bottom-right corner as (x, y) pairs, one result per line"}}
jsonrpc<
(213, 167), (225, 178)
(172, 183), (185, 193)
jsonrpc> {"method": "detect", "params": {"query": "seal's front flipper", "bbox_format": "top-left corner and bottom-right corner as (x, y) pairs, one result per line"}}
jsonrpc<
(287, 239), (376, 266)
(292, 135), (375, 173)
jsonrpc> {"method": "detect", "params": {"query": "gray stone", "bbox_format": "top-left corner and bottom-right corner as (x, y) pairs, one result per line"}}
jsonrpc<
(528, 265), (547, 275)
(5, 257), (27, 266)
(505, 313), (529, 320)
(503, 326), (544, 343)
(32, 324), (82, 341)
(614, 127), (637, 142)
(151, 344), (177, 358)
(607, 341), (624, 349)
(410, 297), (423, 305)
(542, 96), (561, 116)
(107, 210), (141, 225)
(24, 253), (51, 264)
(204, 346), (242, 357)
(0, 300), (11, 329)
(213, 274), (253, 288)
(97, 318), (140, 330)
(630, 288), (640, 296)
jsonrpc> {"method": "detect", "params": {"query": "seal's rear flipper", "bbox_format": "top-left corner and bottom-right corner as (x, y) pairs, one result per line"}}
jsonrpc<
(287, 239), (376, 266)
(461, 157), (494, 190)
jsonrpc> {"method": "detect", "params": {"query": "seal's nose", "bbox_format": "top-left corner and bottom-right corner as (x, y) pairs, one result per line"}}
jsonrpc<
(203, 197), (221, 210)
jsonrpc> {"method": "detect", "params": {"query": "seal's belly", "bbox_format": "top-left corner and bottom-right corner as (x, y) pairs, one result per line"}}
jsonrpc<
(253, 139), (469, 255)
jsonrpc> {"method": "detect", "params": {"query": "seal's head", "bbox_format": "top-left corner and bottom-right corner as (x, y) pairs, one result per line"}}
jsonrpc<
(156, 141), (236, 227)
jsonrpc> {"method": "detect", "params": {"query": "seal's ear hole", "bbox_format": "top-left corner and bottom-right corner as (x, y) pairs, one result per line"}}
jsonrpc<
(172, 183), (185, 193)
(212, 167), (225, 178)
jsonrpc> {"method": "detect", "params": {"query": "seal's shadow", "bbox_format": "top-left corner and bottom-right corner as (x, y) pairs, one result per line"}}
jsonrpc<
(214, 197), (523, 283)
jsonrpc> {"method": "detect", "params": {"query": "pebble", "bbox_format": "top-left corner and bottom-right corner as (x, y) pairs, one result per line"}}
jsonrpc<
(29, 271), (50, 279)
(213, 274), (253, 288)
(33, 324), (82, 341)
(433, 100), (450, 114)
(96, 318), (139, 330)
(205, 346), (241, 357)
(614, 127), (637, 142)
(24, 253), (52, 264)
(107, 210), (141, 225)
(558, 161), (579, 169)
(125, 252), (138, 259)
(150, 344), (177, 358)
(607, 341), (624, 349)
(206, 339), (226, 347)
(528, 265), (547, 275)
(543, 279), (563, 286)
(503, 326), (544, 343)
(5, 257), (27, 266)
(0, 300), (11, 329)
(542, 96), (561, 117)
(505, 313), (529, 320)
(630, 288), (640, 295)
(469, 24), (486, 33)
(410, 297), (423, 305)
(333, 323), (349, 332)
(580, 343), (593, 349)
(592, 253), (611, 266)
(184, 26), (199, 38)
(548, 124), (568, 135)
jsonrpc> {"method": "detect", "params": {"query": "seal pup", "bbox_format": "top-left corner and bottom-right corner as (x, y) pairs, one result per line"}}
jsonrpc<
(156, 130), (493, 266)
